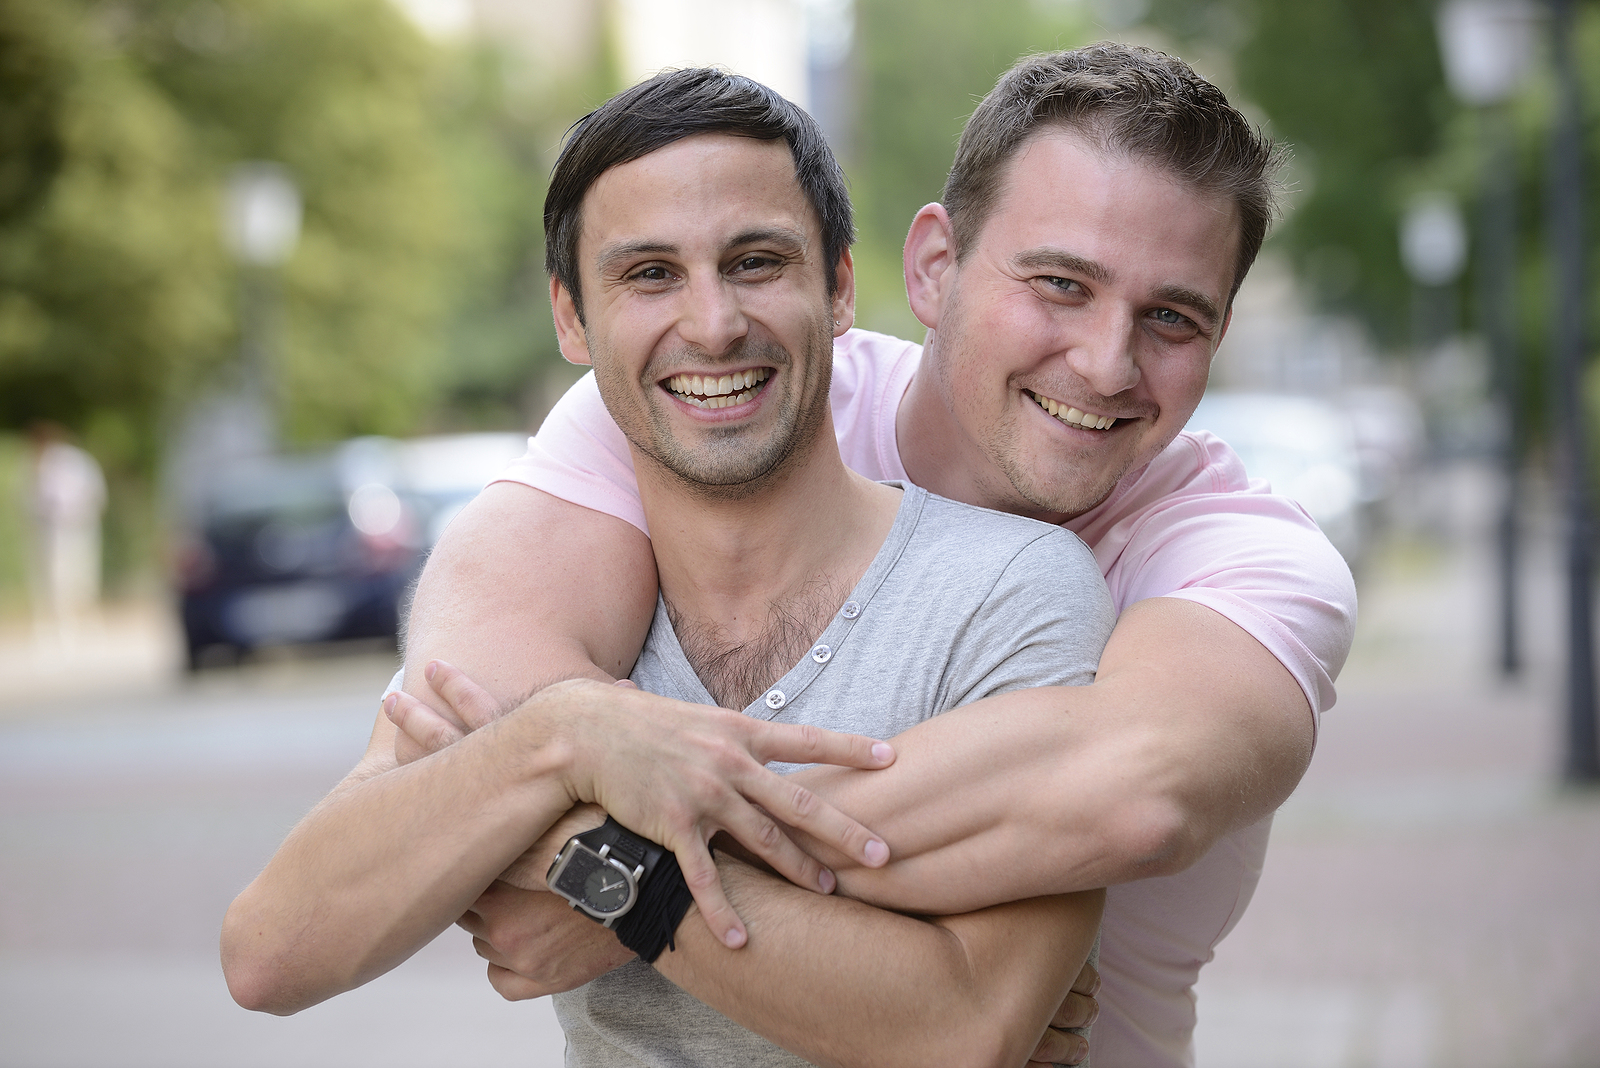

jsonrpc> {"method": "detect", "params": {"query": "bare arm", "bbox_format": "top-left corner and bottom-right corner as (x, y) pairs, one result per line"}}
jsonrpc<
(400, 481), (657, 701)
(659, 860), (1102, 1068)
(457, 798), (1102, 1068)
(790, 595), (1314, 911)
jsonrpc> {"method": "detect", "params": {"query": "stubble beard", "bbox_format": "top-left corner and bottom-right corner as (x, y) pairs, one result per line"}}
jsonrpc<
(603, 323), (835, 503)
(931, 298), (1134, 523)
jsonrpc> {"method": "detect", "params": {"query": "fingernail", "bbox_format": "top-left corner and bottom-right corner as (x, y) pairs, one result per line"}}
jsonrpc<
(723, 926), (747, 949)
(818, 868), (837, 894)
(383, 693), (399, 717)
(871, 741), (893, 764)
(1071, 1035), (1088, 1062)
(863, 839), (889, 866)
(425, 661), (438, 681)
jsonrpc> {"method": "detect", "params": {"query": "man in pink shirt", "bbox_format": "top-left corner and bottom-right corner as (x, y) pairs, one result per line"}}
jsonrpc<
(390, 45), (1355, 1067)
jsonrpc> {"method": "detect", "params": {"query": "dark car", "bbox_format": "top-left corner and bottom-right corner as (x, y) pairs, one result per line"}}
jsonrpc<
(175, 438), (427, 669)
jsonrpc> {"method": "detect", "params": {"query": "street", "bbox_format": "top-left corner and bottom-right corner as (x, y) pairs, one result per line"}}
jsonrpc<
(1, 460), (1597, 1067)
(0, 652), (567, 1068)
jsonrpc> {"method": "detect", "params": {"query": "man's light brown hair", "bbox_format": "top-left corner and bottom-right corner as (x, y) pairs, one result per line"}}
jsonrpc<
(943, 43), (1286, 304)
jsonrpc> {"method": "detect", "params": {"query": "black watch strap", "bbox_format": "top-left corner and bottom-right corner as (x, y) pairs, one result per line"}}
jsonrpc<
(575, 817), (696, 964)
(575, 817), (667, 885)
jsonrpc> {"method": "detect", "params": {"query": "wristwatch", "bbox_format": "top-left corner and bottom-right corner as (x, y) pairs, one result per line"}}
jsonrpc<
(546, 817), (668, 927)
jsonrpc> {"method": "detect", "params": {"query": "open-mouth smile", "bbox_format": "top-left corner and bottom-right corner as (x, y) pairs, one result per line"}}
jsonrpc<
(1029, 390), (1118, 431)
(664, 368), (772, 410)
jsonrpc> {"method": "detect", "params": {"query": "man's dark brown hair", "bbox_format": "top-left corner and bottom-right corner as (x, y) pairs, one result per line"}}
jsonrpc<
(943, 43), (1286, 304)
(545, 68), (854, 323)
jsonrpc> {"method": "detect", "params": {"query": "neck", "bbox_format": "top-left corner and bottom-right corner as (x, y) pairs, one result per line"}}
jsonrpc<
(636, 413), (901, 708)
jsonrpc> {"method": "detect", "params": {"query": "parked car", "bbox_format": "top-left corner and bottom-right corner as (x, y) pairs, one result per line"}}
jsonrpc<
(1184, 392), (1366, 566)
(393, 432), (531, 547)
(174, 433), (527, 669)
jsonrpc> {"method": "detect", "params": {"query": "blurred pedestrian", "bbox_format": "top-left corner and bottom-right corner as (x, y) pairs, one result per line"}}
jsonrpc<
(27, 422), (106, 640)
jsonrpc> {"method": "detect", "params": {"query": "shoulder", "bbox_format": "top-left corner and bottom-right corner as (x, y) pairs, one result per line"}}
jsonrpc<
(1072, 430), (1340, 578)
(897, 485), (1107, 602)
(829, 329), (921, 419)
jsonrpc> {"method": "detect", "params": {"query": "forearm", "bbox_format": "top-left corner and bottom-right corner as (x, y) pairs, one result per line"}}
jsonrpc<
(654, 857), (1103, 1068)
(221, 701), (583, 1015)
(791, 597), (1315, 913)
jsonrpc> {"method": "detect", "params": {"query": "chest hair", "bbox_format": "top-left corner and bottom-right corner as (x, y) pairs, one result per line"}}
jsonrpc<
(666, 576), (849, 710)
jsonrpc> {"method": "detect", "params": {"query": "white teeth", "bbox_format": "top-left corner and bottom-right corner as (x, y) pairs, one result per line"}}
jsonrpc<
(667, 368), (772, 407)
(1030, 391), (1116, 431)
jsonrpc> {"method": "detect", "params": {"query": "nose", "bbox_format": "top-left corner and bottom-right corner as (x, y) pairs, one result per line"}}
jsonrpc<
(1063, 309), (1141, 398)
(676, 275), (749, 355)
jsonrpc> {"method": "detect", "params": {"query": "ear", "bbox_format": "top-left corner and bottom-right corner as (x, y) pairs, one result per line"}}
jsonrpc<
(550, 276), (592, 366)
(904, 203), (957, 331)
(831, 248), (857, 336)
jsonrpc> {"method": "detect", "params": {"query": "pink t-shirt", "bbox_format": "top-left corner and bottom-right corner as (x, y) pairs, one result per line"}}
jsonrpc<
(501, 328), (1357, 1068)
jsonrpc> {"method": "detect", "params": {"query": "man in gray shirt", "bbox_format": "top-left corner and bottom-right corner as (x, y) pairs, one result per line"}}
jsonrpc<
(396, 69), (1115, 1065)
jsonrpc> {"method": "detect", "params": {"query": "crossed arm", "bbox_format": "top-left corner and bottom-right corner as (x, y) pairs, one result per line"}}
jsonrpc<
(377, 482), (1314, 1062)
(408, 482), (1315, 911)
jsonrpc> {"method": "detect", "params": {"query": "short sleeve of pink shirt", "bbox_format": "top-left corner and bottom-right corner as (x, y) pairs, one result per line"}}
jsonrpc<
(498, 329), (1356, 722)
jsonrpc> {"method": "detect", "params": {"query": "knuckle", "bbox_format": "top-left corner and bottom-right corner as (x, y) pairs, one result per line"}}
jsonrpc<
(684, 860), (721, 892)
(752, 817), (783, 853)
(787, 783), (819, 820)
(795, 722), (826, 754)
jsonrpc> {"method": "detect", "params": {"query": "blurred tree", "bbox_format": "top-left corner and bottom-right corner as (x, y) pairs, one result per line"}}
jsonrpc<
(0, 0), (227, 470)
(0, 0), (600, 595)
(123, 0), (459, 444)
(848, 0), (1092, 336)
(1144, 0), (1456, 344)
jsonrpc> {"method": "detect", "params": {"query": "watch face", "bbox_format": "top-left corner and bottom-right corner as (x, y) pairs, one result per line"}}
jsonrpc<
(583, 865), (633, 913)
(552, 845), (634, 916)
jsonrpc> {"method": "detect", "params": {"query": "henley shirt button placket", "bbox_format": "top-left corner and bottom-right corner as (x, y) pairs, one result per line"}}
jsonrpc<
(810, 644), (832, 664)
(764, 690), (787, 711)
(840, 601), (861, 620)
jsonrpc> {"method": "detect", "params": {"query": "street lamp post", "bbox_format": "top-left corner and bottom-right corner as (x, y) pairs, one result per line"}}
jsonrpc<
(222, 162), (301, 451)
(1436, 0), (1537, 678)
(1546, 0), (1600, 784)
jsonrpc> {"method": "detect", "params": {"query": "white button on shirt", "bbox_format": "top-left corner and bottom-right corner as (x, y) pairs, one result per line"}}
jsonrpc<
(764, 690), (787, 710)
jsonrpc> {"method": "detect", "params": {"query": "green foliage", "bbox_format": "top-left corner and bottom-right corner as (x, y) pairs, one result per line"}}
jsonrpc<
(848, 0), (1093, 336)
(0, 0), (603, 590)
(0, 0), (228, 474)
(123, 0), (460, 444)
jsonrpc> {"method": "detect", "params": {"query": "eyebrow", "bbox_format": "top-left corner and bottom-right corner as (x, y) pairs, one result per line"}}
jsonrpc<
(1014, 247), (1221, 331)
(1151, 283), (1222, 331)
(594, 227), (811, 276)
(1014, 248), (1112, 286)
(596, 241), (676, 276)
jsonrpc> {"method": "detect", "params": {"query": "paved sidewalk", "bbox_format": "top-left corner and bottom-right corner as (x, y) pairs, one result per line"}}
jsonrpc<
(1194, 477), (1600, 1068)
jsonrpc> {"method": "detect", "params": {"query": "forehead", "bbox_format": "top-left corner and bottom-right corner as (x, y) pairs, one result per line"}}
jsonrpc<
(977, 128), (1239, 297)
(577, 133), (816, 263)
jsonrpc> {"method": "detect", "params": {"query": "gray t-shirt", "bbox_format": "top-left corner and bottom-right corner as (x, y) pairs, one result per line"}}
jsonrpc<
(555, 482), (1116, 1067)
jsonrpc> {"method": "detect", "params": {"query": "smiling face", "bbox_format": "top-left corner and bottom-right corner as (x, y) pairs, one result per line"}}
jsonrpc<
(552, 134), (851, 499)
(904, 127), (1239, 523)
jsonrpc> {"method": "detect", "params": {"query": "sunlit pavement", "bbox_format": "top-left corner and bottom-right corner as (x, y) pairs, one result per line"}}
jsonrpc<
(1, 460), (1597, 1068)
(1195, 462), (1600, 1068)
(0, 647), (566, 1067)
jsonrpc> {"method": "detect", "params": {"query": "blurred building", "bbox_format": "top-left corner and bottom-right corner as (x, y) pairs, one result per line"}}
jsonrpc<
(391, 0), (853, 136)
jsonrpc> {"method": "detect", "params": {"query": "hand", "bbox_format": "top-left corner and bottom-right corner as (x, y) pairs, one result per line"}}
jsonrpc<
(1027, 959), (1100, 1067)
(393, 660), (898, 951)
(387, 659), (507, 766)
(458, 881), (634, 1000)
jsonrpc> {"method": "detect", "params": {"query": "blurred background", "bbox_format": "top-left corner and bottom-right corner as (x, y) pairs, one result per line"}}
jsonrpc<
(2, 0), (1599, 1065)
